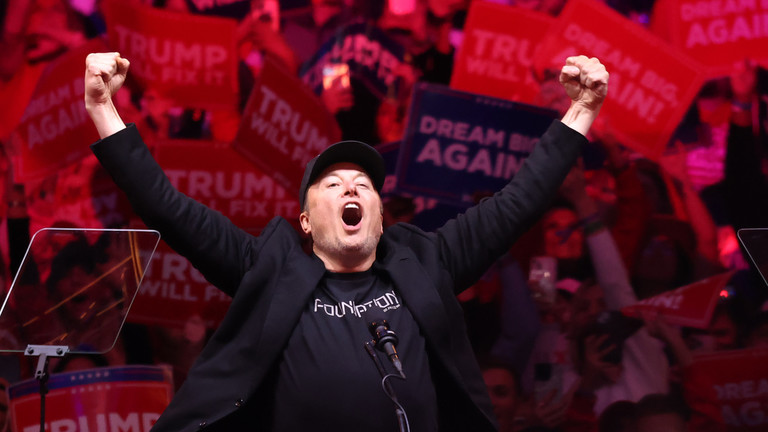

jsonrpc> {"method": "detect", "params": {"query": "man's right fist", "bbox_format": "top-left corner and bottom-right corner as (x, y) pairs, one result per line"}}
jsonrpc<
(84, 52), (130, 111)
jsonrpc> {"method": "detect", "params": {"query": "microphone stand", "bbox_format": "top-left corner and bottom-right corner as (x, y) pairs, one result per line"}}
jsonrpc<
(365, 341), (409, 432)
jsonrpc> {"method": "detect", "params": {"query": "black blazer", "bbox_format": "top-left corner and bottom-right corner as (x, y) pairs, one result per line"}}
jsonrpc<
(91, 120), (585, 432)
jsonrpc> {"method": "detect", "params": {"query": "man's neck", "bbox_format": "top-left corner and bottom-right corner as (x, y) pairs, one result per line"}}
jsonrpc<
(314, 249), (375, 273)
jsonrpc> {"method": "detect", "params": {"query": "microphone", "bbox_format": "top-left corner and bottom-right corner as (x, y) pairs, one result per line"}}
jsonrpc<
(369, 319), (406, 379)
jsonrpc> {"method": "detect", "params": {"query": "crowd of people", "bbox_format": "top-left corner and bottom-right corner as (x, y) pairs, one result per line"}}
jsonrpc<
(1, 0), (768, 431)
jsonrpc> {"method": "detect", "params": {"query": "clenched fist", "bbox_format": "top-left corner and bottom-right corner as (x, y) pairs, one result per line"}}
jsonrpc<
(85, 52), (130, 110)
(557, 56), (609, 136)
(559, 55), (609, 112)
(84, 52), (130, 138)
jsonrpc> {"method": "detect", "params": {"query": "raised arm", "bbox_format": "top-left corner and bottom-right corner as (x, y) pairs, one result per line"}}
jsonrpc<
(558, 56), (609, 137)
(84, 52), (130, 138)
(83, 52), (261, 296)
(435, 56), (609, 291)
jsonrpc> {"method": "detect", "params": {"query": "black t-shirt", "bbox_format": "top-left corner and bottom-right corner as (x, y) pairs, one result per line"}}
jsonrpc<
(271, 268), (438, 431)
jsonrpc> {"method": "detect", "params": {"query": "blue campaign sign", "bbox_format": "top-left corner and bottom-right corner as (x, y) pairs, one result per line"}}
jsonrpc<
(300, 22), (410, 99)
(377, 140), (469, 231)
(396, 83), (558, 206)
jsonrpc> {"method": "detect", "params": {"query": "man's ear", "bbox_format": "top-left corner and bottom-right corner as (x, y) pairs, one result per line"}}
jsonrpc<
(299, 212), (311, 235)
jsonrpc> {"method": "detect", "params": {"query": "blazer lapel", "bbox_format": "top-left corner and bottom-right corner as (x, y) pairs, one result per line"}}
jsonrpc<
(377, 244), (468, 390)
(253, 251), (326, 367)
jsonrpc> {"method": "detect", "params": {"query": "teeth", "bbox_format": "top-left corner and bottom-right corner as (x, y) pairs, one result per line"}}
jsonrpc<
(342, 203), (363, 226)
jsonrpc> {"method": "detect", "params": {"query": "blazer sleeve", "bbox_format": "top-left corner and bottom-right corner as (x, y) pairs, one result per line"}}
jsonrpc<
(90, 124), (260, 296)
(433, 120), (586, 293)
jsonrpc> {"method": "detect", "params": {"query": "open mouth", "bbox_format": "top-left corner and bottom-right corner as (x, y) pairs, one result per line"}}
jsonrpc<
(342, 203), (362, 226)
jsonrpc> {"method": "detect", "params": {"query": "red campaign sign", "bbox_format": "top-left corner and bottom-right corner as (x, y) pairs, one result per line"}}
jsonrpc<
(129, 240), (232, 329)
(10, 365), (173, 432)
(684, 348), (768, 431)
(622, 271), (734, 328)
(10, 39), (107, 183)
(450, 2), (554, 104)
(102, 0), (239, 110)
(233, 58), (341, 196)
(533, 0), (706, 161)
(154, 140), (300, 231)
(650, 0), (768, 77)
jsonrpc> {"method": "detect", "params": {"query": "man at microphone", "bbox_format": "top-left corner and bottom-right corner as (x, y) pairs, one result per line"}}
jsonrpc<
(84, 52), (608, 431)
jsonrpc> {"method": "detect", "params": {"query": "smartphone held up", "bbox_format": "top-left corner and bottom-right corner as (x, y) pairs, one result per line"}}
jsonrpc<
(529, 256), (557, 304)
(322, 63), (351, 90)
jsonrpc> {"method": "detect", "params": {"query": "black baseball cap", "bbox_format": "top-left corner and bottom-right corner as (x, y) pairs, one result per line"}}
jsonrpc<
(299, 140), (386, 211)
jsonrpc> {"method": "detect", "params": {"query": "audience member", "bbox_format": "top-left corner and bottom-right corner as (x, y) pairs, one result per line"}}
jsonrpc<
(557, 164), (669, 414)
(634, 393), (689, 432)
(721, 59), (767, 232)
(480, 358), (524, 432)
(598, 400), (638, 432)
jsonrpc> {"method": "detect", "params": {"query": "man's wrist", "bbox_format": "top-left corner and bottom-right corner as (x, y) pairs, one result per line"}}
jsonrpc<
(580, 212), (605, 236)
(561, 102), (599, 137)
(87, 102), (126, 139)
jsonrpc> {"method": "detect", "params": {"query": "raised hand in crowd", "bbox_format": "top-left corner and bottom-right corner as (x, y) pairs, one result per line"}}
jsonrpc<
(557, 163), (669, 414)
(659, 143), (721, 267)
(237, 8), (299, 73)
(588, 120), (654, 272)
(579, 334), (622, 391)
